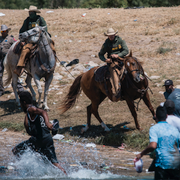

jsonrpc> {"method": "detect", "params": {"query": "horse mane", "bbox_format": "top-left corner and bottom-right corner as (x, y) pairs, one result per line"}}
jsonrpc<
(43, 30), (53, 45)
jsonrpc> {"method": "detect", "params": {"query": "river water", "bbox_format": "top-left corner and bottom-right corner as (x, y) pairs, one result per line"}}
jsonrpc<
(0, 133), (153, 180)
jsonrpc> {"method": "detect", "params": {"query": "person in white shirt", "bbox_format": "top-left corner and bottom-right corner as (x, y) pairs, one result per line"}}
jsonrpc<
(164, 99), (180, 132)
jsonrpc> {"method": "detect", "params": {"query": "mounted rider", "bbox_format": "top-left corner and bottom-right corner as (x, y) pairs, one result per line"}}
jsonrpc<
(14, 5), (55, 76)
(98, 28), (129, 100)
(0, 24), (24, 96)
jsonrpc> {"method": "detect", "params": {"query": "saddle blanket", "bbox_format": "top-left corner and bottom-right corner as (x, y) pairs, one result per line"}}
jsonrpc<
(94, 65), (109, 82)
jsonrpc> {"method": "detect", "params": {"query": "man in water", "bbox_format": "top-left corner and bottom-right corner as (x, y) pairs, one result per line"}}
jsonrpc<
(12, 91), (67, 175)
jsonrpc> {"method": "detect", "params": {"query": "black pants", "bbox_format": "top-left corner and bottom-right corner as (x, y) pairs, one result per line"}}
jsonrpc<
(13, 136), (58, 164)
(155, 166), (180, 180)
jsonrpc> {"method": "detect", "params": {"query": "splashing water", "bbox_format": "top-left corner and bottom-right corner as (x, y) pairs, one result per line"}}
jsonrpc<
(69, 169), (125, 179)
(2, 148), (124, 180)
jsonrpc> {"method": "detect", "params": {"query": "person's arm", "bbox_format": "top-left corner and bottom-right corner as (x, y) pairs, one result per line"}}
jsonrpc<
(117, 38), (129, 58)
(24, 114), (31, 134)
(136, 142), (157, 160)
(136, 126), (158, 159)
(40, 17), (48, 32)
(98, 42), (108, 62)
(28, 106), (53, 130)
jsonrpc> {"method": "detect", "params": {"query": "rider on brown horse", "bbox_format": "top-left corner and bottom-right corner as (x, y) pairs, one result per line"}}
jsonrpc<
(98, 28), (129, 101)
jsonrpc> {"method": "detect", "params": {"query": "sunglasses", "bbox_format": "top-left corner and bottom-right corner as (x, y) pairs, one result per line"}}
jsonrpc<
(1, 30), (7, 33)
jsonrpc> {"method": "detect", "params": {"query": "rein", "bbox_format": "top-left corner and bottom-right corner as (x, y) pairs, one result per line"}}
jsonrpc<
(26, 29), (56, 75)
(125, 70), (151, 111)
(121, 57), (153, 111)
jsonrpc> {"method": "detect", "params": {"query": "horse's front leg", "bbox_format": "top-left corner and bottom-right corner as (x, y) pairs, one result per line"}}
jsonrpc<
(126, 99), (141, 130)
(34, 74), (42, 108)
(25, 75), (36, 103)
(43, 73), (53, 111)
(11, 75), (20, 106)
(143, 92), (155, 119)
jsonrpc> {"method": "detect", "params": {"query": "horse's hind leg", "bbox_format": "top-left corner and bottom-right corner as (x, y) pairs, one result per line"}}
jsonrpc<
(126, 99), (141, 130)
(11, 75), (20, 106)
(43, 74), (53, 111)
(25, 75), (36, 103)
(81, 93), (109, 133)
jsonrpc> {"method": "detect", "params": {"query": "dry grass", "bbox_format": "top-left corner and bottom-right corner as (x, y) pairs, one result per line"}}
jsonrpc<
(0, 7), (180, 148)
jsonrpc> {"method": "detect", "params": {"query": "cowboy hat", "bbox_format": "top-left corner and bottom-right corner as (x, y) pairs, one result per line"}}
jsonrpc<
(25, 5), (41, 13)
(104, 28), (118, 36)
(1, 25), (11, 32)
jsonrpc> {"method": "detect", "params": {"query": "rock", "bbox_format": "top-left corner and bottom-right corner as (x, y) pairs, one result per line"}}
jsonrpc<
(149, 76), (160, 80)
(88, 61), (98, 67)
(159, 91), (164, 94)
(53, 73), (63, 80)
(72, 64), (85, 72)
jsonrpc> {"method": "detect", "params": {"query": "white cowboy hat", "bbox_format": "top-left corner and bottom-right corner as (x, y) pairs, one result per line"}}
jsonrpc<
(104, 28), (118, 36)
(1, 25), (11, 31)
(25, 5), (41, 13)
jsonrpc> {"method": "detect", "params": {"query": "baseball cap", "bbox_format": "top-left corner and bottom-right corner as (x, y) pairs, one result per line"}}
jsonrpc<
(163, 79), (173, 86)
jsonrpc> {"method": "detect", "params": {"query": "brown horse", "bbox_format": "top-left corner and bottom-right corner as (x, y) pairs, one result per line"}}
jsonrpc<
(60, 52), (155, 133)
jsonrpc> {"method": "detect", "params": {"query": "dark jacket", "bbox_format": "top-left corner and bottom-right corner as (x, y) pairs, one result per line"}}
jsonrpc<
(19, 15), (47, 33)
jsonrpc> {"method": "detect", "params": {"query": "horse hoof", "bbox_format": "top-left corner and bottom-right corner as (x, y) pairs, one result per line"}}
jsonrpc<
(42, 104), (50, 111)
(104, 127), (111, 132)
(137, 127), (143, 131)
(81, 126), (89, 134)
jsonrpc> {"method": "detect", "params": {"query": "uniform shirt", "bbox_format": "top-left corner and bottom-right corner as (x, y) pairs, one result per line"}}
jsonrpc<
(0, 35), (16, 55)
(166, 115), (180, 132)
(150, 121), (180, 169)
(98, 35), (129, 62)
(167, 88), (180, 118)
(19, 15), (47, 33)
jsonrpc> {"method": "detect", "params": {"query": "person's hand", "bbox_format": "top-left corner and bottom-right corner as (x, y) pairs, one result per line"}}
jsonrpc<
(105, 58), (112, 63)
(111, 54), (119, 59)
(63, 169), (67, 175)
(136, 153), (142, 160)
(48, 123), (53, 130)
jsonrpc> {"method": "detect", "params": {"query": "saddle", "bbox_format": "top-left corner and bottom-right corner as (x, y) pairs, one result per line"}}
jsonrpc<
(13, 41), (23, 55)
(94, 65), (110, 82)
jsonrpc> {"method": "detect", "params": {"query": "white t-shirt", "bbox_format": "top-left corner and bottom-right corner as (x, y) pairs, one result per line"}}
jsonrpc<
(166, 115), (180, 132)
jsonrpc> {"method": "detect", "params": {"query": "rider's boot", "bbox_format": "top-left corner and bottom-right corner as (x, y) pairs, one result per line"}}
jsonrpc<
(14, 66), (24, 77)
(14, 43), (33, 76)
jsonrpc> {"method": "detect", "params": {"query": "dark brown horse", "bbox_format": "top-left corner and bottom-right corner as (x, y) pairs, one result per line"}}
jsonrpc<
(60, 52), (155, 133)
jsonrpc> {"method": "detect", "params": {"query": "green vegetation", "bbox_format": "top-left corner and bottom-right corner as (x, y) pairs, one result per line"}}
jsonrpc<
(0, 121), (24, 131)
(156, 47), (172, 54)
(95, 129), (149, 150)
(1, 0), (180, 9)
(124, 129), (149, 149)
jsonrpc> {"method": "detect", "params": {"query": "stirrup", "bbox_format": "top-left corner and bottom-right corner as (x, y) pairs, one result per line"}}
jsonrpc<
(14, 67), (24, 77)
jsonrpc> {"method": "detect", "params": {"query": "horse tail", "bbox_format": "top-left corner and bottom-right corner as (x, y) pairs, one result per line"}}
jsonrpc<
(3, 55), (12, 86)
(59, 73), (83, 114)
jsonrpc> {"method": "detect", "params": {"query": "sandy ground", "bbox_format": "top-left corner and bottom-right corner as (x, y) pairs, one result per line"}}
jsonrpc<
(0, 7), (180, 178)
